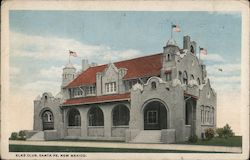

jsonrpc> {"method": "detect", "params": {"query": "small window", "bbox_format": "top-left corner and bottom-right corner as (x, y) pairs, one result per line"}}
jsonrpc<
(191, 45), (194, 54)
(178, 71), (182, 83)
(183, 71), (188, 85)
(151, 82), (156, 89)
(167, 54), (171, 61)
(105, 82), (117, 93)
(165, 71), (172, 81)
(197, 78), (201, 85)
(191, 74), (194, 80)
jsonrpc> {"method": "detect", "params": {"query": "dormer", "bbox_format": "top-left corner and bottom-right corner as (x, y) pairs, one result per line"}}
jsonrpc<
(102, 63), (119, 95)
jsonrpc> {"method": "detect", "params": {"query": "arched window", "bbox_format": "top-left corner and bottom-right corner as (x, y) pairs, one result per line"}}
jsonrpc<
(112, 105), (130, 126)
(88, 107), (104, 126)
(68, 109), (81, 126)
(183, 71), (188, 85)
(151, 82), (156, 89)
(167, 54), (171, 61)
(200, 105), (204, 124)
(191, 74), (194, 80)
(190, 45), (194, 54)
(197, 78), (201, 85)
(178, 71), (182, 83)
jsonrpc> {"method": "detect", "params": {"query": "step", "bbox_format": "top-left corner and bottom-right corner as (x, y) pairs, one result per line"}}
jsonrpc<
(131, 130), (162, 144)
(27, 131), (44, 141)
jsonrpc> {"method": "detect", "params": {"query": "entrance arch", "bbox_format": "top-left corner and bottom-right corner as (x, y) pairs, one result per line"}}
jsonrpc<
(42, 110), (54, 130)
(143, 100), (168, 130)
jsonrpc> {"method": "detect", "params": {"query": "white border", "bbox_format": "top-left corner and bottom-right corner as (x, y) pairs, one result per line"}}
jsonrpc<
(1, 0), (249, 159)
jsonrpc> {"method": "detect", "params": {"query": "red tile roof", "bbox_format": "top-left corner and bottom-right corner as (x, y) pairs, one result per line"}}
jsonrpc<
(63, 93), (130, 106)
(66, 53), (163, 88)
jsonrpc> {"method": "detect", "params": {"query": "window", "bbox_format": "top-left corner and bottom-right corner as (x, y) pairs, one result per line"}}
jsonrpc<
(68, 109), (81, 126)
(197, 78), (201, 85)
(147, 111), (158, 124)
(86, 85), (96, 95)
(42, 110), (53, 122)
(212, 107), (214, 125)
(167, 54), (171, 61)
(88, 107), (104, 126)
(151, 82), (156, 89)
(183, 71), (188, 85)
(201, 106), (204, 123)
(105, 82), (117, 93)
(73, 88), (83, 97)
(191, 74), (194, 80)
(178, 71), (182, 83)
(112, 105), (130, 126)
(165, 71), (172, 81)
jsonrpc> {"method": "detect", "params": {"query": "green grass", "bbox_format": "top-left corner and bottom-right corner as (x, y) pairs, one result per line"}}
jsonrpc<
(9, 145), (227, 153)
(180, 136), (242, 147)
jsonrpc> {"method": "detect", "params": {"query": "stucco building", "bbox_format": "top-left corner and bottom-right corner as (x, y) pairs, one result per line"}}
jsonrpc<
(28, 35), (216, 143)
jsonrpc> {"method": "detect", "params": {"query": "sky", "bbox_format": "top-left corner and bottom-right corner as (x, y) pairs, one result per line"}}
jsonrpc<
(8, 11), (242, 134)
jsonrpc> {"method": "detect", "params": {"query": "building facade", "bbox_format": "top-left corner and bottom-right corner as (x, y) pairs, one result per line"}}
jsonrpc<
(28, 35), (216, 143)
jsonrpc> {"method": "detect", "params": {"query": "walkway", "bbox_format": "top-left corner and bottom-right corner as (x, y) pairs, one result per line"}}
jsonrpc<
(9, 140), (242, 153)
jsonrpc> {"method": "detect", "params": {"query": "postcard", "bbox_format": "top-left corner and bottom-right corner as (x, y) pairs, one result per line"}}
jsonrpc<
(1, 0), (249, 159)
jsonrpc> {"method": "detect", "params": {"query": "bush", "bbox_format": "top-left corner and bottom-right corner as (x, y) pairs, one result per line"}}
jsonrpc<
(223, 124), (235, 138)
(205, 128), (215, 140)
(188, 135), (198, 143)
(18, 130), (26, 140)
(216, 124), (235, 139)
(216, 128), (224, 138)
(9, 132), (18, 140)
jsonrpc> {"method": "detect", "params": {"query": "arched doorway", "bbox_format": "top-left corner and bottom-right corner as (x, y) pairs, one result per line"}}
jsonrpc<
(42, 110), (54, 130)
(144, 101), (167, 130)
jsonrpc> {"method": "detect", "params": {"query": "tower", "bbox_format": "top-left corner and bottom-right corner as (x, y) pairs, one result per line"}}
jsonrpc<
(61, 63), (76, 88)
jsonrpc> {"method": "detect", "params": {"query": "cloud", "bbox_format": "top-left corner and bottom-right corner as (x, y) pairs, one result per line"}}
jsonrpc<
(207, 62), (241, 93)
(13, 80), (61, 97)
(10, 31), (142, 64)
(39, 66), (64, 80)
(200, 53), (225, 62)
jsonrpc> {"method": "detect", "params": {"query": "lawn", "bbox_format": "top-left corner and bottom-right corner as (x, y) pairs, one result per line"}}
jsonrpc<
(9, 144), (227, 153)
(181, 136), (242, 147)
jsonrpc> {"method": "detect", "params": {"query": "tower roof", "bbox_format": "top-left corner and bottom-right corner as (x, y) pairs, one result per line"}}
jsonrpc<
(64, 63), (75, 69)
(166, 38), (177, 46)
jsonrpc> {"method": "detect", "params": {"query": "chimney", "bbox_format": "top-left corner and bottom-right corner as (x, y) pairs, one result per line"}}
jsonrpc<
(82, 59), (89, 71)
(183, 35), (191, 50)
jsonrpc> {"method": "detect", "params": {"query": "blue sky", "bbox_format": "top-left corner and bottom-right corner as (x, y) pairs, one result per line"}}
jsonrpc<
(9, 11), (241, 94)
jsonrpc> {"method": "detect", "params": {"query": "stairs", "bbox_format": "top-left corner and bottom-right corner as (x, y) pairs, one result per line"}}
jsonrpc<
(131, 130), (162, 143)
(27, 131), (44, 141)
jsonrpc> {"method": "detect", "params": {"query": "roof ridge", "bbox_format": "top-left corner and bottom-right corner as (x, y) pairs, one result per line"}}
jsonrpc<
(90, 52), (163, 68)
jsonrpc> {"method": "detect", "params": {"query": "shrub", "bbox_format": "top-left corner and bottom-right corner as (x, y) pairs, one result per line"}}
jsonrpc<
(216, 128), (224, 138)
(205, 128), (215, 140)
(223, 124), (235, 138)
(18, 130), (26, 140)
(188, 135), (198, 143)
(9, 132), (18, 140)
(216, 124), (235, 139)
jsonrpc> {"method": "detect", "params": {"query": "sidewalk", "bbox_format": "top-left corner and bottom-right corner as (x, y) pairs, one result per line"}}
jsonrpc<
(9, 140), (242, 153)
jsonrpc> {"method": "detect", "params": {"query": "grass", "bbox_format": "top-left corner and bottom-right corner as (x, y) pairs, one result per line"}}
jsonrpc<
(9, 144), (227, 153)
(180, 136), (242, 147)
